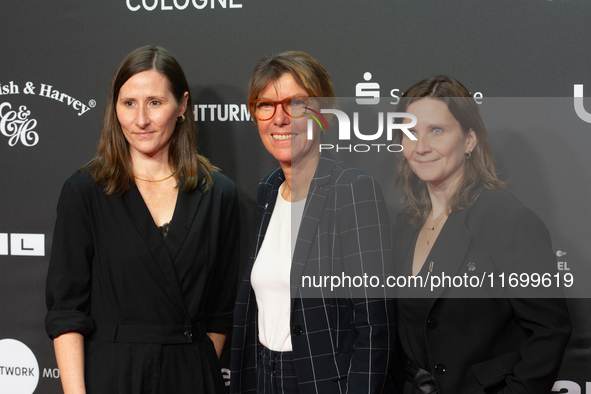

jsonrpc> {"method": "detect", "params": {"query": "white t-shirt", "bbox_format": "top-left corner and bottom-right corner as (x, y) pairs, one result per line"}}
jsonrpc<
(250, 183), (306, 352)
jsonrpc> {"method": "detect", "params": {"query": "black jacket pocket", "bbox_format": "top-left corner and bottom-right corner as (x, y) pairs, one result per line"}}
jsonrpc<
(472, 351), (520, 388)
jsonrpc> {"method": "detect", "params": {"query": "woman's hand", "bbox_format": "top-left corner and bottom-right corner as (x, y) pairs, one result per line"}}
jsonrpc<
(207, 332), (227, 359)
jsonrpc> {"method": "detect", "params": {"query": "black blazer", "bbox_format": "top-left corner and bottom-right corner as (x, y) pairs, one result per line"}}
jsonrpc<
(231, 153), (397, 394)
(393, 189), (571, 393)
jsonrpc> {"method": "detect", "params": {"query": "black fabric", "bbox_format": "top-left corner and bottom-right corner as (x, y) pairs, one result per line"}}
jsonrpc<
(257, 345), (300, 394)
(89, 321), (206, 344)
(45, 169), (240, 393)
(397, 233), (438, 394)
(391, 189), (572, 393)
(396, 231), (432, 376)
(405, 363), (438, 394)
(158, 221), (170, 239)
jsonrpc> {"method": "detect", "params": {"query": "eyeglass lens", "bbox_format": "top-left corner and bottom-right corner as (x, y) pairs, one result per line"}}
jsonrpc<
(253, 97), (308, 120)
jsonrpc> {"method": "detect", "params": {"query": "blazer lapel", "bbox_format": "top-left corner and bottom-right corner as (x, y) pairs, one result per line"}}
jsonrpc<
(120, 185), (191, 321)
(290, 153), (336, 301)
(241, 169), (284, 304)
(237, 169), (284, 353)
(393, 217), (420, 277)
(425, 208), (471, 302)
(254, 169), (285, 256)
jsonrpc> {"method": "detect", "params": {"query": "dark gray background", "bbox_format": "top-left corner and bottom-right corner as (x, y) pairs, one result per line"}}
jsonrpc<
(1, 1), (589, 392)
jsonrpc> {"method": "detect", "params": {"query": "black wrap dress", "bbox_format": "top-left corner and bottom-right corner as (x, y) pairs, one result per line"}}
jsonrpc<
(45, 168), (240, 393)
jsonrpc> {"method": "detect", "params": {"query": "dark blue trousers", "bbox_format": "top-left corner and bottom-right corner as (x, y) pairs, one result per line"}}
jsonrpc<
(256, 345), (300, 394)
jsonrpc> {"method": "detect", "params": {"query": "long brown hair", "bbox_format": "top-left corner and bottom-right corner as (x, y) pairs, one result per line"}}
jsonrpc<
(394, 76), (507, 228)
(88, 45), (214, 195)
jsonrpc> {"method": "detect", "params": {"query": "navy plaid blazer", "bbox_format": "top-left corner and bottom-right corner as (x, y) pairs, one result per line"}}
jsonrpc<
(231, 153), (397, 394)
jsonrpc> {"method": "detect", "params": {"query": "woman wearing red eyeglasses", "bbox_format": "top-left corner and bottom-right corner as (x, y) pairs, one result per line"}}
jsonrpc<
(230, 51), (397, 394)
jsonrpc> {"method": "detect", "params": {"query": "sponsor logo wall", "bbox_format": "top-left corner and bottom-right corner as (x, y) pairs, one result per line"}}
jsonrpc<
(125, 0), (243, 12)
(0, 81), (95, 148)
(0, 339), (40, 394)
(1, 1), (590, 392)
(574, 84), (591, 123)
(0, 234), (45, 256)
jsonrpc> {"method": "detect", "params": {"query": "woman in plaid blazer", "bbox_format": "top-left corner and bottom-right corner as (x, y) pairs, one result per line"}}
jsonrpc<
(230, 51), (397, 394)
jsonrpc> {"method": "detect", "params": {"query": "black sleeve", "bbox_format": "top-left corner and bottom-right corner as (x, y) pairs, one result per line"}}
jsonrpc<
(203, 177), (241, 333)
(500, 206), (571, 393)
(45, 174), (95, 339)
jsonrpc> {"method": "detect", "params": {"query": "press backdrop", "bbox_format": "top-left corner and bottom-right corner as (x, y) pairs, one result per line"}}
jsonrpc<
(1, 1), (590, 393)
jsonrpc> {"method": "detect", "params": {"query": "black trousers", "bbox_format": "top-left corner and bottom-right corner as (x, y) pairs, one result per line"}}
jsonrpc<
(256, 345), (299, 394)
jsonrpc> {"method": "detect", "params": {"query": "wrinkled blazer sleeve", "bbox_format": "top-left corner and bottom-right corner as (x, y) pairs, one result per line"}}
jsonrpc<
(498, 206), (571, 393)
(45, 173), (95, 339)
(203, 178), (241, 332)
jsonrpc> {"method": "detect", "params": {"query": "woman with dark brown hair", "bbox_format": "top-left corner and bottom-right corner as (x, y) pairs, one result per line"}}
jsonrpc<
(45, 46), (239, 394)
(392, 75), (571, 393)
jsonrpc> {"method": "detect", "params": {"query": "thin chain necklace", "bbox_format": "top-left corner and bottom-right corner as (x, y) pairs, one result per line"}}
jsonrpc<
(425, 209), (446, 245)
(135, 171), (175, 182)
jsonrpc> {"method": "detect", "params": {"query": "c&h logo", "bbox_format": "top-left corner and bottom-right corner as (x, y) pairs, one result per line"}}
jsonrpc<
(0, 103), (39, 147)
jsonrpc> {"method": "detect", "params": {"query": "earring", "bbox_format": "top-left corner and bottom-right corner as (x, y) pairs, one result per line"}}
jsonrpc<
(465, 150), (472, 160)
(177, 114), (186, 124)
